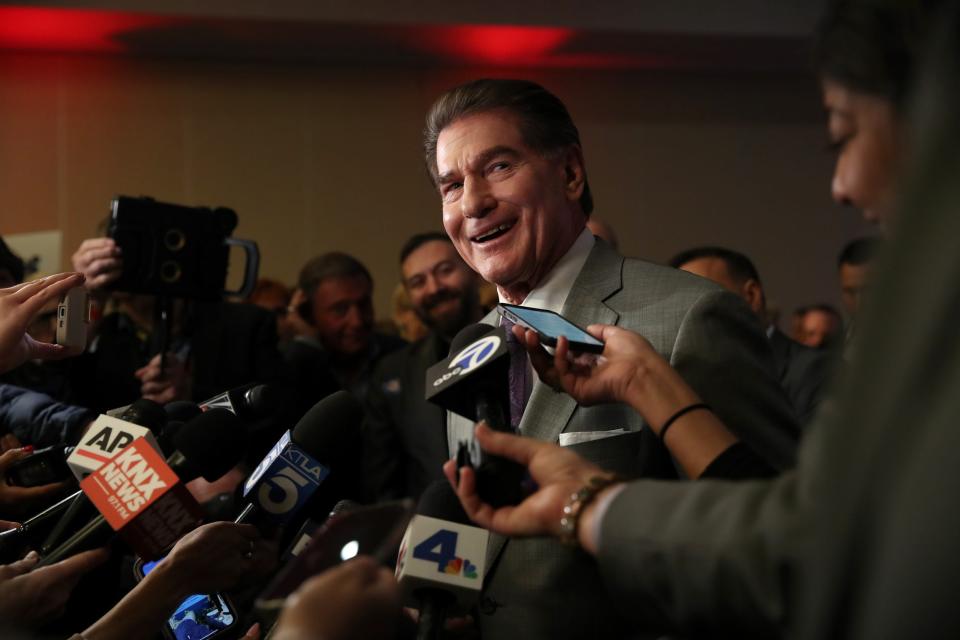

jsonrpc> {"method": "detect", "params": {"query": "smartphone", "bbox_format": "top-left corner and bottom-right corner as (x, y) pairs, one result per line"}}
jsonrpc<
(56, 286), (90, 351)
(6, 444), (73, 487)
(497, 304), (604, 354)
(254, 500), (413, 622)
(134, 557), (239, 640)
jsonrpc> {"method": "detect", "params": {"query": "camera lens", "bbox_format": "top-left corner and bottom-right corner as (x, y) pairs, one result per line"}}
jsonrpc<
(163, 229), (187, 252)
(160, 261), (182, 283)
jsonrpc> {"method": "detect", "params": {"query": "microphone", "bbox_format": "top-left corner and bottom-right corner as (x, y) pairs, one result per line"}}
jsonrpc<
(37, 408), (247, 565)
(396, 481), (488, 640)
(426, 324), (526, 506)
(65, 399), (168, 482)
(0, 400), (170, 559)
(235, 390), (362, 533)
(164, 400), (203, 423)
(200, 383), (279, 421)
(4, 399), (167, 488)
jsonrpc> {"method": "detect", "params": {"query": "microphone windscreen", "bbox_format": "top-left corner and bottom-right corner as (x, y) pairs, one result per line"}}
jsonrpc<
(448, 324), (495, 356)
(242, 384), (280, 417)
(120, 398), (167, 433)
(292, 390), (363, 462)
(173, 408), (248, 481)
(416, 480), (470, 525)
(164, 400), (202, 423)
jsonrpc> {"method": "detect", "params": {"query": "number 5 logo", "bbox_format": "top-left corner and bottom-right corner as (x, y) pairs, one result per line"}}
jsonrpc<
(258, 466), (308, 514)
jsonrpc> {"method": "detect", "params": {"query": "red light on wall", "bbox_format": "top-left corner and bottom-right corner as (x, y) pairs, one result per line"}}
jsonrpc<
(0, 6), (172, 53)
(416, 25), (574, 66)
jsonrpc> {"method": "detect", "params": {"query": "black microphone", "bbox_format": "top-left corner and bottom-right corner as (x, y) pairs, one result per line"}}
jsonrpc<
(396, 481), (489, 640)
(235, 390), (363, 536)
(0, 400), (172, 560)
(164, 400), (203, 423)
(200, 383), (279, 421)
(426, 324), (525, 506)
(36, 408), (248, 566)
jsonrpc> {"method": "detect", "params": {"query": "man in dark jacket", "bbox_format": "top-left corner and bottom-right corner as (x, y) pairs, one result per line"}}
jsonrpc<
(363, 233), (482, 501)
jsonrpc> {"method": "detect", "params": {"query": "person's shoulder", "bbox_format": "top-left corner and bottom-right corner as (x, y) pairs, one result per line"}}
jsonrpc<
(618, 256), (724, 304)
(374, 332), (437, 372)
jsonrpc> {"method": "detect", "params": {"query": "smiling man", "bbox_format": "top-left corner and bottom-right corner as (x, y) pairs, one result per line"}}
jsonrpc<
(423, 78), (801, 639)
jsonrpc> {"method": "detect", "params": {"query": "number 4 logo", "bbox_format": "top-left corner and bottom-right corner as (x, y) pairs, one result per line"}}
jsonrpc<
(412, 529), (479, 579)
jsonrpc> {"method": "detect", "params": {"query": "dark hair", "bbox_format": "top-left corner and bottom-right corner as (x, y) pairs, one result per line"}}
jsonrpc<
(813, 0), (932, 107)
(298, 252), (372, 299)
(423, 78), (593, 215)
(806, 303), (844, 322)
(838, 236), (882, 268)
(0, 237), (24, 284)
(399, 231), (451, 264)
(669, 246), (762, 285)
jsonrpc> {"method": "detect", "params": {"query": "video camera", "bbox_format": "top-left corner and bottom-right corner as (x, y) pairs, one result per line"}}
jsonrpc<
(106, 196), (259, 301)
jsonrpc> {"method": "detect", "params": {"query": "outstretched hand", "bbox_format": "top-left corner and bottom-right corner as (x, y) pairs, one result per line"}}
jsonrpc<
(443, 423), (606, 539)
(0, 272), (85, 374)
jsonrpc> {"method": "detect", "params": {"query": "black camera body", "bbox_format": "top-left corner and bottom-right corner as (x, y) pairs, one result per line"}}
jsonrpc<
(107, 196), (259, 300)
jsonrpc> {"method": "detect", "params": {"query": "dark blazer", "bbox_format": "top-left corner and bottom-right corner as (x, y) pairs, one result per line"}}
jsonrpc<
(70, 301), (287, 412)
(362, 332), (450, 502)
(448, 240), (801, 639)
(768, 328), (836, 426)
(282, 332), (406, 420)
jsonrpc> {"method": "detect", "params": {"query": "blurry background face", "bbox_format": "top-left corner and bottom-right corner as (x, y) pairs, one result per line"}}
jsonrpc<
(824, 79), (901, 227)
(311, 275), (375, 358)
(402, 239), (478, 338)
(798, 308), (841, 349)
(839, 261), (871, 318)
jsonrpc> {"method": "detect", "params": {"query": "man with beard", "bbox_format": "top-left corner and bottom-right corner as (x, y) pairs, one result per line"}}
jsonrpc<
(362, 232), (483, 501)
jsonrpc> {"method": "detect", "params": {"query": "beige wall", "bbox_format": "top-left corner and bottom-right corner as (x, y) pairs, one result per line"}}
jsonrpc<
(0, 52), (871, 325)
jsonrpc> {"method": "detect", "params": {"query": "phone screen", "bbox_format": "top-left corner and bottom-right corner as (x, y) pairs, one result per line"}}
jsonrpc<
(141, 559), (236, 640)
(498, 305), (604, 351)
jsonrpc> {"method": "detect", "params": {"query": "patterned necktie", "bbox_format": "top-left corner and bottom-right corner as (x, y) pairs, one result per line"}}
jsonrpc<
(501, 318), (532, 432)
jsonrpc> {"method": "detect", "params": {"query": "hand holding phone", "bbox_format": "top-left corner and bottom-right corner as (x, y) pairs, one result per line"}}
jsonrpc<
(496, 304), (604, 354)
(56, 286), (90, 352)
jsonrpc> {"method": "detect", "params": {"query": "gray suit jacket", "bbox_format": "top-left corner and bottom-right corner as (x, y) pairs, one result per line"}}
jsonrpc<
(449, 240), (800, 639)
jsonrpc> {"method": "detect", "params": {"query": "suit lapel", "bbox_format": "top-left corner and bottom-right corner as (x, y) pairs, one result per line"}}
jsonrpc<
(486, 240), (624, 577)
(522, 240), (622, 443)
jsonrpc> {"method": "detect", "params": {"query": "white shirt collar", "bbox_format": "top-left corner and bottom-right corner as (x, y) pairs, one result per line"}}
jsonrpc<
(498, 227), (595, 314)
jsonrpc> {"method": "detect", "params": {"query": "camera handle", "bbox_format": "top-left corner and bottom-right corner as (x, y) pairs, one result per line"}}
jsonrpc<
(223, 238), (260, 300)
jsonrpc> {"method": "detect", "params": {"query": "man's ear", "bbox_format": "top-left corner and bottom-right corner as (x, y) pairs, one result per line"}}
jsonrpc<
(561, 146), (587, 204)
(741, 279), (765, 317)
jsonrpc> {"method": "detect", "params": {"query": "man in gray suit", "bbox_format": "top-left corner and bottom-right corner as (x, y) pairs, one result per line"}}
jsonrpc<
(423, 78), (800, 638)
(671, 246), (835, 426)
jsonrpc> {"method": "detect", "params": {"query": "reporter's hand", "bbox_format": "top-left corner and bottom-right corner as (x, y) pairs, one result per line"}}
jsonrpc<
(0, 548), (108, 628)
(71, 237), (122, 290)
(158, 522), (276, 595)
(274, 557), (400, 640)
(443, 423), (605, 539)
(517, 324), (650, 406)
(0, 447), (69, 517)
(0, 272), (85, 373)
(135, 352), (190, 404)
